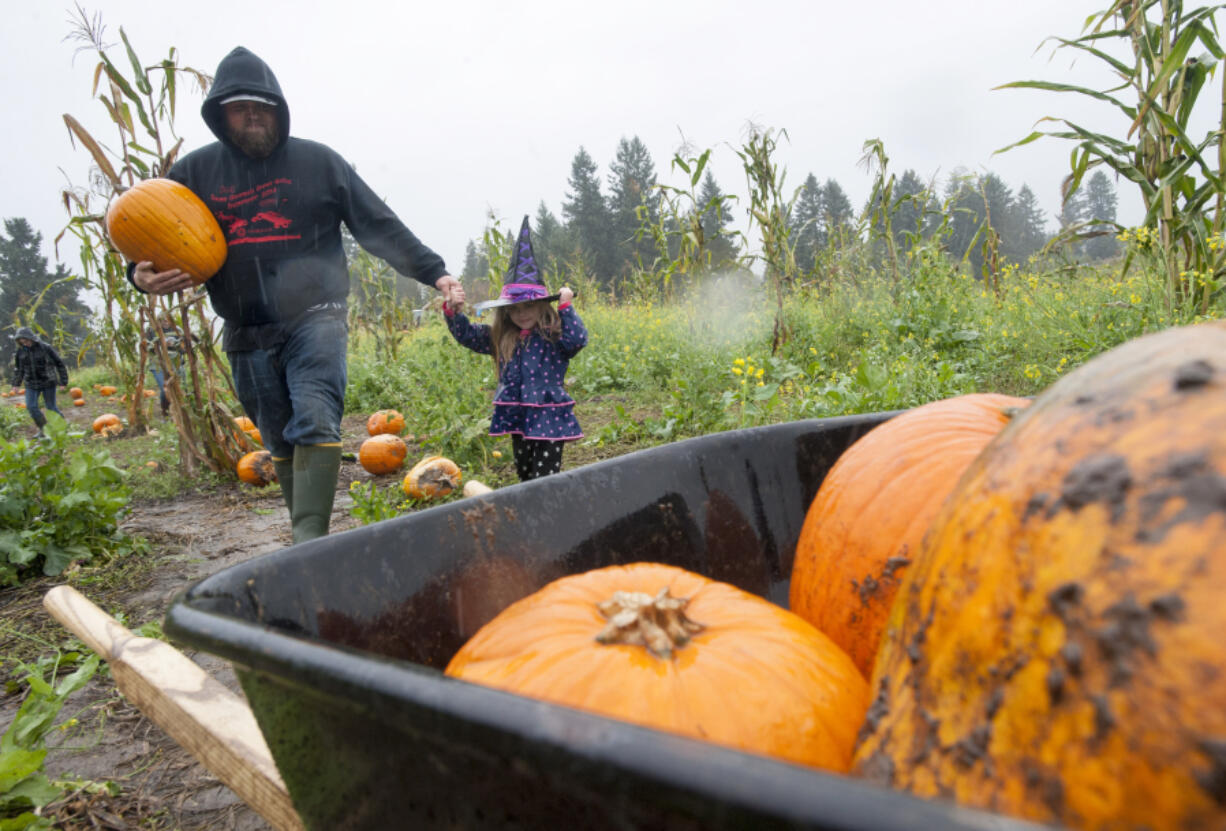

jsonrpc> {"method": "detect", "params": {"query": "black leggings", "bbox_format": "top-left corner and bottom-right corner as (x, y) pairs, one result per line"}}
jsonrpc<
(511, 436), (564, 481)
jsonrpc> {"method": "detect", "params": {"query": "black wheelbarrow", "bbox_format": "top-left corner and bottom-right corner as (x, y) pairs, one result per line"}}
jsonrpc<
(130, 413), (1050, 830)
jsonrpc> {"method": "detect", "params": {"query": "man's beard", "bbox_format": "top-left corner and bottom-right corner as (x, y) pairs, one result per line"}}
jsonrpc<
(226, 123), (279, 159)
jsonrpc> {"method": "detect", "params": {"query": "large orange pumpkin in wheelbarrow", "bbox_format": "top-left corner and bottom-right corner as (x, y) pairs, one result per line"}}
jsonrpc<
(853, 320), (1226, 831)
(105, 178), (227, 284)
(447, 562), (870, 773)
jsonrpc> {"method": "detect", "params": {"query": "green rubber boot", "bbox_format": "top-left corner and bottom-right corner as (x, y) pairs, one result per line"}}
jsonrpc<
(291, 443), (342, 544)
(271, 457), (294, 515)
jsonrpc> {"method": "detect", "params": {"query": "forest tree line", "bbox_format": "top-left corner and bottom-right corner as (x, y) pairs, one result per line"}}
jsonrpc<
(458, 136), (1122, 297)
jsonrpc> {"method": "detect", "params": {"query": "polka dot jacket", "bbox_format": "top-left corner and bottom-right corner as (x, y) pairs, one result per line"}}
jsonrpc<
(445, 304), (588, 442)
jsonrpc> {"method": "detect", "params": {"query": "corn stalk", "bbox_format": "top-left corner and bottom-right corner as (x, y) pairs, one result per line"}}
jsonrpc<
(996, 0), (1226, 311)
(628, 148), (739, 303)
(56, 7), (252, 476)
(348, 249), (415, 360)
(736, 127), (797, 353)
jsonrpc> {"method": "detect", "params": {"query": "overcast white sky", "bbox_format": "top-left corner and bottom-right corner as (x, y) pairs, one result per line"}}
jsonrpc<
(3, 1), (1209, 275)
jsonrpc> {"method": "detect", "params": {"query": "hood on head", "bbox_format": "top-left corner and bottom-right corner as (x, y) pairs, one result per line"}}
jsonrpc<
(14, 327), (37, 343)
(202, 46), (290, 153)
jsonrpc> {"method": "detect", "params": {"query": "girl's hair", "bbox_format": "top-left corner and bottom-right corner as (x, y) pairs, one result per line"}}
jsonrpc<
(488, 301), (561, 370)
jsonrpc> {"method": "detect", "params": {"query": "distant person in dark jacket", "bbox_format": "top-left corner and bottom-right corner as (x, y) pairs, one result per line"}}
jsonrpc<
(144, 314), (184, 419)
(128, 46), (459, 543)
(8, 327), (69, 438)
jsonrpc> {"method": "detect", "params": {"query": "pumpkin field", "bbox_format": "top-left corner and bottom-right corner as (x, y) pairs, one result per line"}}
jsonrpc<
(1, 251), (1223, 827)
(1, 1), (1225, 825)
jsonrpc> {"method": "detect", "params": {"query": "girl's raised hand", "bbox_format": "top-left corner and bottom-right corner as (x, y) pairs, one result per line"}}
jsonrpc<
(558, 287), (574, 305)
(447, 283), (467, 311)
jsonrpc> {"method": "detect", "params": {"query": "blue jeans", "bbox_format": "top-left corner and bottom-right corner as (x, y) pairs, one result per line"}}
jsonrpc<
(227, 314), (348, 459)
(25, 386), (62, 428)
(152, 361), (184, 412)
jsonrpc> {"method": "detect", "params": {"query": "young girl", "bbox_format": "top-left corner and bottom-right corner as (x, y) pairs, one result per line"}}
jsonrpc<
(444, 218), (587, 481)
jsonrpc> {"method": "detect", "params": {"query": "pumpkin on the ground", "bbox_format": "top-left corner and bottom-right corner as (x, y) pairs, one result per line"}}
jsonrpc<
(98, 385), (117, 397)
(233, 416), (255, 432)
(789, 392), (1029, 676)
(92, 413), (122, 437)
(359, 434), (408, 475)
(72, 399), (86, 407)
(69, 387), (84, 399)
(403, 455), (461, 499)
(366, 409), (406, 436)
(237, 450), (277, 487)
(446, 562), (869, 772)
(105, 178), (227, 284)
(852, 320), (1226, 831)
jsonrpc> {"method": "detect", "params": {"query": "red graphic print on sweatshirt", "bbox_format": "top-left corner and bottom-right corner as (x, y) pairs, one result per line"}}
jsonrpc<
(210, 178), (302, 245)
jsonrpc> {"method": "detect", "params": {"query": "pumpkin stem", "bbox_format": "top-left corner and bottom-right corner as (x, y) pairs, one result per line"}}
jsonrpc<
(594, 587), (705, 659)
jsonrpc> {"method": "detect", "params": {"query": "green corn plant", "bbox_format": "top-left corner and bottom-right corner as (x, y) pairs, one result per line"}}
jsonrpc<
(481, 213), (513, 304)
(627, 147), (740, 303)
(349, 248), (415, 360)
(58, 9), (252, 476)
(736, 126), (798, 353)
(996, 0), (1226, 312)
(859, 139), (903, 284)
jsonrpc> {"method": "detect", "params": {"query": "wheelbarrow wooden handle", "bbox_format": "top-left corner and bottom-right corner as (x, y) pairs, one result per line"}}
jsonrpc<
(43, 585), (304, 831)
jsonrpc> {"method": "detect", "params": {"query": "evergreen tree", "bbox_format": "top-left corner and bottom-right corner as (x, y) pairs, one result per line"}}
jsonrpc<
(943, 171), (985, 270)
(1082, 170), (1120, 259)
(562, 146), (614, 286)
(1006, 185), (1049, 262)
(460, 240), (486, 284)
(0, 218), (91, 366)
(791, 173), (825, 272)
(980, 173), (1015, 269)
(697, 170), (739, 271)
(891, 169), (932, 252)
(607, 136), (659, 276)
(819, 179), (854, 242)
(532, 201), (567, 273)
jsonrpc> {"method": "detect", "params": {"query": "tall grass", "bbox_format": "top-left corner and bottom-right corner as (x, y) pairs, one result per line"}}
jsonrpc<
(346, 248), (1222, 483)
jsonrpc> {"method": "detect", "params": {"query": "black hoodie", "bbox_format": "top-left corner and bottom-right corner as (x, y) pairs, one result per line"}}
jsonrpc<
(166, 47), (447, 350)
(10, 329), (68, 390)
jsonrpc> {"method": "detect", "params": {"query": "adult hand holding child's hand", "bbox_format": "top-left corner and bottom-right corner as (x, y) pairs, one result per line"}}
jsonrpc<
(558, 287), (574, 305)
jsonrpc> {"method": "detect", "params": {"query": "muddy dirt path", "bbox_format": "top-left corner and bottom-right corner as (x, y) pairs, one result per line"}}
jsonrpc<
(8, 476), (363, 830)
(0, 398), (634, 828)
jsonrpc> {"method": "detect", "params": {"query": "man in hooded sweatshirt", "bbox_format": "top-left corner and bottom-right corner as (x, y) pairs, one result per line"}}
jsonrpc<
(8, 327), (69, 438)
(129, 46), (459, 543)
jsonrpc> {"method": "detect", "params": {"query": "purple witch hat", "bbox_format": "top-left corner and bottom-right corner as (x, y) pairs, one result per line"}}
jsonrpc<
(473, 215), (561, 311)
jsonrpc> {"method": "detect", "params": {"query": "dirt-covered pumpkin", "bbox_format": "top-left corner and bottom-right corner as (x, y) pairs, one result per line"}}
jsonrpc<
(446, 562), (869, 772)
(359, 434), (408, 475)
(366, 409), (406, 436)
(68, 387), (84, 399)
(91, 413), (122, 437)
(105, 178), (226, 284)
(403, 455), (461, 499)
(237, 450), (277, 487)
(852, 321), (1226, 831)
(790, 392), (1029, 676)
(98, 385), (117, 397)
